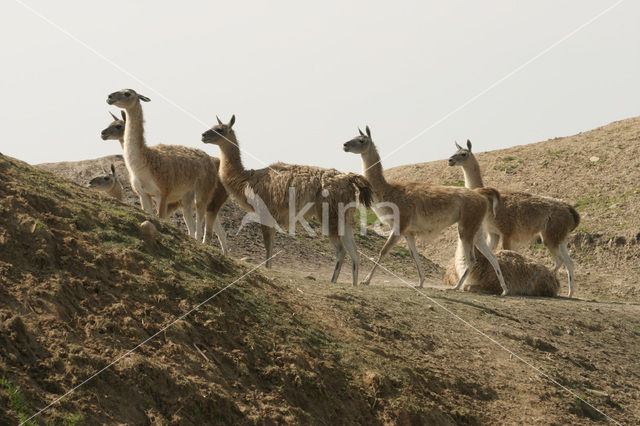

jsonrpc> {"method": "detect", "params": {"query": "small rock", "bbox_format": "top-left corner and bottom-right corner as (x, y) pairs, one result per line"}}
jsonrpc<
(140, 221), (158, 238)
(305, 275), (316, 281)
(586, 388), (609, 397)
(589, 156), (600, 162)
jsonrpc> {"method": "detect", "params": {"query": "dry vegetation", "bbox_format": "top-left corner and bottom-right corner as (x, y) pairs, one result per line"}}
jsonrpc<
(0, 117), (638, 424)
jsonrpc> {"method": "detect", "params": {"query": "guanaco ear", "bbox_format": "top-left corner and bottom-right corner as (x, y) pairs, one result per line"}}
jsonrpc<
(109, 111), (119, 121)
(110, 164), (116, 175)
(358, 127), (365, 137)
(455, 141), (463, 150)
(365, 125), (371, 138)
(216, 115), (223, 125)
(229, 114), (236, 128)
(466, 139), (472, 152)
(138, 94), (151, 102)
(121, 111), (126, 122)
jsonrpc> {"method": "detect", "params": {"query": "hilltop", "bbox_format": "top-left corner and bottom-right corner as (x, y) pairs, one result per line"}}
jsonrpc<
(0, 117), (639, 424)
(386, 116), (640, 301)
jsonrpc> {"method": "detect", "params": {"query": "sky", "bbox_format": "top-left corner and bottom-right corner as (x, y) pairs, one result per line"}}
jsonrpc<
(0, 1), (638, 173)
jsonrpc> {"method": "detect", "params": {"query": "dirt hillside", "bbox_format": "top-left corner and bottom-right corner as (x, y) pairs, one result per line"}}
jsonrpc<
(0, 117), (639, 425)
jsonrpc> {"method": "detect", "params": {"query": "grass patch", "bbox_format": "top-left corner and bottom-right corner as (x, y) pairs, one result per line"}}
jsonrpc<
(34, 218), (47, 231)
(354, 208), (379, 227)
(494, 164), (518, 172)
(574, 197), (607, 212)
(547, 148), (567, 157)
(64, 413), (84, 425)
(391, 246), (410, 257)
(444, 180), (465, 187)
(493, 156), (520, 172)
(97, 229), (129, 243)
(0, 377), (38, 425)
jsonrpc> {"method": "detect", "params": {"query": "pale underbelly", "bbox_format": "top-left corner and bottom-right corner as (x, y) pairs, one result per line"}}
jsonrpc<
(131, 169), (160, 196)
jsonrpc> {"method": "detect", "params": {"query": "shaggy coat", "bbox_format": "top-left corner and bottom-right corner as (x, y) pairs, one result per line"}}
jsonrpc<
(448, 140), (580, 297)
(105, 89), (225, 247)
(202, 116), (372, 286)
(343, 127), (508, 294)
(100, 113), (229, 253)
(443, 246), (559, 297)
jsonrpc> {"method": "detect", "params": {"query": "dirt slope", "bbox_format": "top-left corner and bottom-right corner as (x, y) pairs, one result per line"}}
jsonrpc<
(1, 117), (639, 425)
(385, 116), (640, 301)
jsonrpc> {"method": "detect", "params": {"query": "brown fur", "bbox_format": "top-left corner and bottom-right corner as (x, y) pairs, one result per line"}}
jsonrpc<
(443, 248), (559, 297)
(100, 114), (187, 215)
(202, 116), (372, 286)
(105, 89), (228, 249)
(343, 127), (508, 293)
(448, 140), (579, 297)
(88, 164), (124, 202)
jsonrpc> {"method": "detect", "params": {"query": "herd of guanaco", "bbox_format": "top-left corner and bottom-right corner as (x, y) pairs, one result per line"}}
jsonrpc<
(90, 88), (579, 298)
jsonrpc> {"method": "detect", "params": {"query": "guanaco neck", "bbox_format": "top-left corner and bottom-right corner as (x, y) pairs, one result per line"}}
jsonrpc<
(361, 143), (390, 192)
(108, 180), (124, 201)
(216, 131), (250, 190)
(460, 154), (484, 189)
(122, 102), (148, 170)
(118, 138), (124, 150)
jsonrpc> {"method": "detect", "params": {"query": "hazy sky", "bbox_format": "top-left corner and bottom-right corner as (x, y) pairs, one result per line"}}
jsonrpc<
(1, 1), (638, 173)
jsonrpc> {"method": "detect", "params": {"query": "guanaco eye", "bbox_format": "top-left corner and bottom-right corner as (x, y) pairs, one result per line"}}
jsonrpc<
(115, 125), (123, 130)
(124, 92), (131, 97)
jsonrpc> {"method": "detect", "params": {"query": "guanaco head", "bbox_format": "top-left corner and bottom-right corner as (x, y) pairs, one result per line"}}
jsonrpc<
(202, 115), (236, 145)
(88, 164), (118, 191)
(106, 88), (150, 108)
(101, 111), (126, 141)
(343, 126), (373, 154)
(447, 140), (473, 167)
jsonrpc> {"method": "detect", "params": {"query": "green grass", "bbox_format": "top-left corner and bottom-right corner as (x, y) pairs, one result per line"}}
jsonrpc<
(574, 187), (639, 214)
(574, 196), (607, 212)
(444, 180), (465, 187)
(354, 208), (379, 227)
(494, 164), (518, 172)
(493, 156), (520, 172)
(547, 148), (567, 157)
(34, 218), (47, 231)
(391, 246), (410, 257)
(0, 377), (38, 425)
(64, 413), (84, 425)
